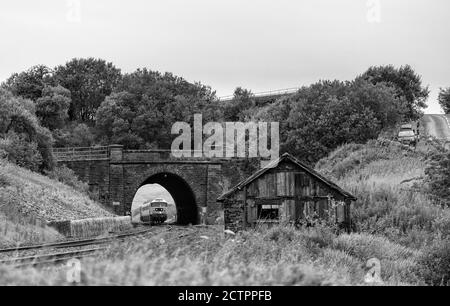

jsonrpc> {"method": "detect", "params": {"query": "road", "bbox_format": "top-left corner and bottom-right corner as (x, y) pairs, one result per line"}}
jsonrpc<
(422, 114), (450, 140)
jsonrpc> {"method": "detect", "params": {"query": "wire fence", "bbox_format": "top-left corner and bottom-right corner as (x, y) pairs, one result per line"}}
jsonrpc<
(219, 87), (300, 101)
(52, 146), (110, 161)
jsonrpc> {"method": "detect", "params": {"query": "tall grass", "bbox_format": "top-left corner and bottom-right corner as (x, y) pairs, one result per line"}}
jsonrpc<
(0, 159), (111, 223)
(1, 140), (449, 285)
(316, 140), (450, 248)
(0, 225), (424, 286)
(0, 158), (111, 247)
(0, 212), (61, 247)
(316, 140), (450, 284)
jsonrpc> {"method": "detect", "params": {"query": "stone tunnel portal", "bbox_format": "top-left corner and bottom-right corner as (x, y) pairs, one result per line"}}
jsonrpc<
(137, 172), (199, 225)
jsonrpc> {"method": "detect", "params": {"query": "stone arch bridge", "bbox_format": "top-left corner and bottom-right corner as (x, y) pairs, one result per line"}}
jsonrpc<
(53, 145), (259, 225)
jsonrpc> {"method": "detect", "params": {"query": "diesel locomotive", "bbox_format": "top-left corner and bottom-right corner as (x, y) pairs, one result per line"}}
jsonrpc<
(140, 198), (168, 225)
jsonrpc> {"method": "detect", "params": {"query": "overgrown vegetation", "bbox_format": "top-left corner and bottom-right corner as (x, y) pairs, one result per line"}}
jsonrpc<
(0, 59), (446, 285)
(1, 140), (449, 286)
(46, 165), (89, 194)
(0, 159), (111, 247)
(425, 151), (450, 205)
(0, 224), (430, 285)
(438, 87), (450, 114)
(0, 89), (54, 172)
(95, 69), (217, 149)
(416, 238), (450, 286)
(316, 140), (450, 284)
(252, 65), (428, 163)
(1, 60), (429, 164)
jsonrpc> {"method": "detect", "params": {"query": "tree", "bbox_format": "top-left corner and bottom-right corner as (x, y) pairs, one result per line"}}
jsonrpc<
(438, 87), (450, 114)
(254, 79), (406, 164)
(347, 78), (408, 129)
(0, 89), (54, 171)
(36, 86), (71, 130)
(53, 123), (95, 148)
(52, 58), (122, 122)
(95, 92), (144, 149)
(68, 123), (95, 147)
(96, 69), (217, 149)
(360, 65), (429, 120)
(1, 65), (52, 101)
(0, 132), (43, 172)
(222, 87), (255, 121)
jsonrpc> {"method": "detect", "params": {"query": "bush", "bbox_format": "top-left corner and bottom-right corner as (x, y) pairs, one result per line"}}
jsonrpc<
(0, 132), (43, 172)
(316, 140), (406, 180)
(425, 152), (450, 205)
(417, 238), (450, 285)
(53, 123), (95, 148)
(46, 165), (88, 194)
(300, 224), (336, 250)
(35, 86), (70, 131)
(0, 89), (55, 172)
(36, 125), (55, 171)
(438, 87), (450, 114)
(0, 172), (9, 188)
(332, 233), (416, 261)
(263, 226), (296, 243)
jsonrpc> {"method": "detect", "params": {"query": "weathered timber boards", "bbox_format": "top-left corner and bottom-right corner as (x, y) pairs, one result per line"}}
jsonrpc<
(109, 161), (223, 165)
(247, 195), (336, 201)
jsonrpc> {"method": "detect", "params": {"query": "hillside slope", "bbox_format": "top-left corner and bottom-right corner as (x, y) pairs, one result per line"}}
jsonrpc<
(316, 139), (450, 248)
(2, 141), (450, 285)
(0, 159), (112, 246)
(0, 160), (112, 221)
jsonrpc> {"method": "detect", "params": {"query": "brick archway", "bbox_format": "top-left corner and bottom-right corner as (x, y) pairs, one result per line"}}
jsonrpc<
(125, 165), (205, 225)
(55, 146), (260, 226)
(133, 171), (199, 225)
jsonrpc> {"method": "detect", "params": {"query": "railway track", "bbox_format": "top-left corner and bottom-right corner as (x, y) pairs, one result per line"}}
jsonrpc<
(0, 248), (106, 268)
(0, 226), (173, 267)
(0, 227), (157, 254)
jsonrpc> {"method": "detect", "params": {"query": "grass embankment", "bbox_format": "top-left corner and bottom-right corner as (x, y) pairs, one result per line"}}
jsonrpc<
(316, 139), (450, 248)
(0, 225), (422, 285)
(1, 140), (449, 285)
(0, 159), (112, 247)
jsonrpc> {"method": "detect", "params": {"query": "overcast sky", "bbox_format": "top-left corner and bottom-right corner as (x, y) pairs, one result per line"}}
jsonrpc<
(0, 0), (448, 113)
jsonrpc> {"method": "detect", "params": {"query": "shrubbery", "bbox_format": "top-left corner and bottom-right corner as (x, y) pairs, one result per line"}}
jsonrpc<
(53, 123), (95, 147)
(417, 238), (450, 285)
(314, 140), (450, 285)
(46, 165), (89, 194)
(438, 87), (450, 114)
(0, 171), (9, 188)
(425, 152), (450, 205)
(255, 79), (411, 163)
(35, 85), (71, 131)
(0, 132), (43, 172)
(0, 89), (54, 172)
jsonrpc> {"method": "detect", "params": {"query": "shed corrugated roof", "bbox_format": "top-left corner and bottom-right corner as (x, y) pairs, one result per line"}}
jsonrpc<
(217, 152), (357, 201)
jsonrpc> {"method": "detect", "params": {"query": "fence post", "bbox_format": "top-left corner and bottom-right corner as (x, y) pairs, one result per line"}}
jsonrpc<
(109, 145), (125, 215)
(109, 145), (124, 162)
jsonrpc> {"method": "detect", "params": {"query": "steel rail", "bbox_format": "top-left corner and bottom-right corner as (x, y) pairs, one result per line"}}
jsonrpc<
(0, 227), (155, 254)
(0, 248), (106, 267)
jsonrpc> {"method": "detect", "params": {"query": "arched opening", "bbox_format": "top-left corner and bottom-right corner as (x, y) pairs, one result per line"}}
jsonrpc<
(131, 184), (177, 224)
(131, 172), (199, 225)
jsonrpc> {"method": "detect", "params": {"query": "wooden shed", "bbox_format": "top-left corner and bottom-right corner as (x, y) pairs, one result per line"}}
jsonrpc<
(217, 153), (356, 232)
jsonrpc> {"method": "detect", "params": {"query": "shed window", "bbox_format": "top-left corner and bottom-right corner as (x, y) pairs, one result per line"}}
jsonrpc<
(257, 205), (280, 221)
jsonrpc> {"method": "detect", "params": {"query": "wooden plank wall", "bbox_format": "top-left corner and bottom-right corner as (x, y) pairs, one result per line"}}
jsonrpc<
(242, 161), (348, 225)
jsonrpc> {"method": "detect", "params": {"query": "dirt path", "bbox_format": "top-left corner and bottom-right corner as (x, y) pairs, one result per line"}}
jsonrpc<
(423, 114), (450, 140)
